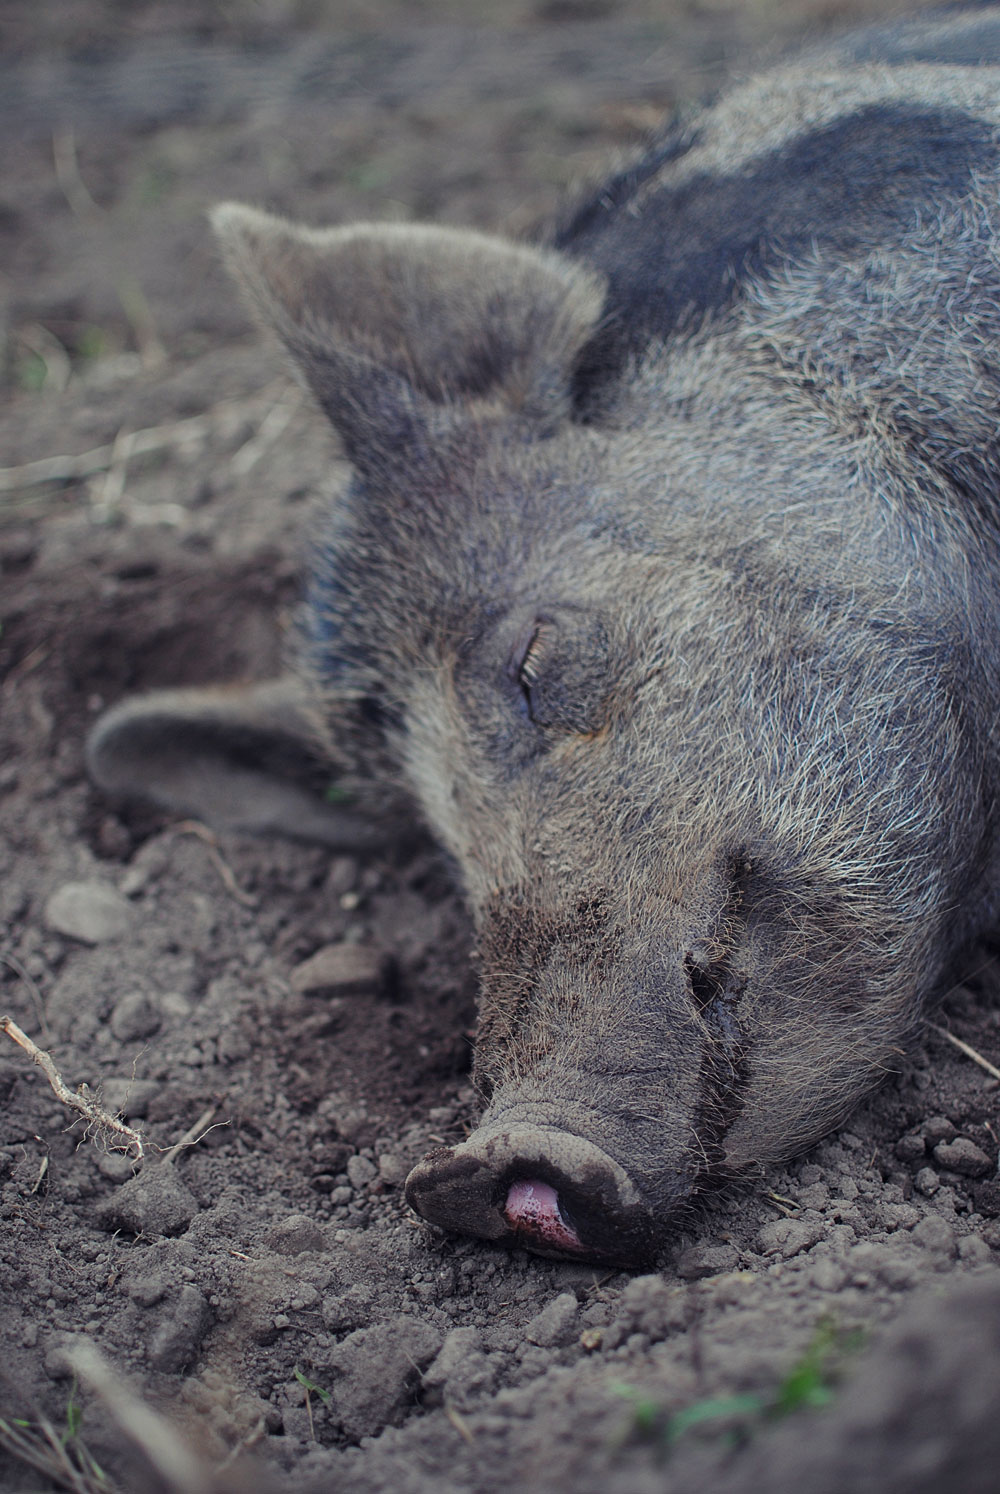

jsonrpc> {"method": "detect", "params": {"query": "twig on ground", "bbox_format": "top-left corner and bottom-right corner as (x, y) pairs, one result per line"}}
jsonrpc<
(0, 394), (278, 498)
(158, 1104), (224, 1165)
(0, 1017), (144, 1159)
(0, 950), (51, 1041)
(927, 1021), (1000, 1081)
(173, 821), (258, 907)
(53, 128), (102, 219)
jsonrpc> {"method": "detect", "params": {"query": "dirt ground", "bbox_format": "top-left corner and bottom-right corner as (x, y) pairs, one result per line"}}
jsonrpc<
(3, 2), (1000, 1490)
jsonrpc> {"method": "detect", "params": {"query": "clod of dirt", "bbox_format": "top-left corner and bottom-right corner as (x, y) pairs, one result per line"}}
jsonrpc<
(712, 1275), (1000, 1494)
(43, 879), (135, 944)
(264, 1214), (326, 1256)
(674, 1242), (740, 1279)
(525, 1291), (579, 1348)
(756, 1215), (826, 1259)
(932, 1138), (994, 1176)
(109, 991), (162, 1042)
(290, 942), (391, 995)
(97, 1165), (199, 1236)
(146, 1283), (212, 1372)
(423, 1327), (497, 1410)
(322, 1318), (444, 1440)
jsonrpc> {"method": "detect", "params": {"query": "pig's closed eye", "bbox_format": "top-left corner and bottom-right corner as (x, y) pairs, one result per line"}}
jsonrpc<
(510, 619), (556, 718)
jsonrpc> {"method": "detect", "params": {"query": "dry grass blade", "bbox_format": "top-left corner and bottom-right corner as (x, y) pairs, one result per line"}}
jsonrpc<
(0, 1411), (111, 1494)
(65, 1344), (213, 1494)
(0, 1016), (144, 1158)
(927, 1021), (1000, 1081)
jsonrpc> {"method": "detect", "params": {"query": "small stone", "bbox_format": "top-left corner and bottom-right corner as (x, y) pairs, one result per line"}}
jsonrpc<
(377, 1152), (408, 1186)
(914, 1167), (940, 1196)
(265, 1214), (324, 1256)
(932, 1138), (993, 1177)
(894, 1132), (927, 1163)
(110, 992), (161, 1042)
(525, 1292), (578, 1348)
(346, 1154), (377, 1189)
(97, 1166), (198, 1236)
(290, 943), (389, 996)
(674, 1242), (739, 1280)
(44, 881), (134, 944)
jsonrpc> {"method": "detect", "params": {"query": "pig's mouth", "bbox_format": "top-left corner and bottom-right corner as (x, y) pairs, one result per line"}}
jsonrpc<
(503, 1177), (584, 1254)
(404, 1122), (657, 1268)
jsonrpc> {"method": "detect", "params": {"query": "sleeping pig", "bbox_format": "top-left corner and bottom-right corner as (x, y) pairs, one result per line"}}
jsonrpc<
(89, 7), (1000, 1265)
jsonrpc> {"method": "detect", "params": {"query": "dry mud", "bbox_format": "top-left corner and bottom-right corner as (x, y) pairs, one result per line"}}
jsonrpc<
(2, 3), (1000, 1491)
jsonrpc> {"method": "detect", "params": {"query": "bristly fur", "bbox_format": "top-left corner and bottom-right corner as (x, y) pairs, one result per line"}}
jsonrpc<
(89, 8), (1000, 1257)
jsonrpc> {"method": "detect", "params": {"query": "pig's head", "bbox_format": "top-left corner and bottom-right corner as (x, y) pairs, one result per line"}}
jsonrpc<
(90, 206), (994, 1266)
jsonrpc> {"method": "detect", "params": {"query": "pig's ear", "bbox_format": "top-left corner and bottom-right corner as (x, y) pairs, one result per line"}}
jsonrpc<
(210, 204), (605, 449)
(86, 677), (385, 850)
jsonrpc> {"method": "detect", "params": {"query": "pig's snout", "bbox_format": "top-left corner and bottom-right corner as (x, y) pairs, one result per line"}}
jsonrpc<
(404, 1123), (656, 1267)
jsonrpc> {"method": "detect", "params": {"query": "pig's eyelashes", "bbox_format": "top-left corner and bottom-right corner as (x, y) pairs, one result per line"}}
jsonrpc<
(510, 618), (556, 717)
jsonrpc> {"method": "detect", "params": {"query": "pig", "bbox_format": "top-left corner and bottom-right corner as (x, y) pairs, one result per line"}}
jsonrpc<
(88, 7), (1000, 1266)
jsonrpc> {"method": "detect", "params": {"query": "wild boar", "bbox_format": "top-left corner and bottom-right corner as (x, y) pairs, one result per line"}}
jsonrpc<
(89, 8), (1000, 1266)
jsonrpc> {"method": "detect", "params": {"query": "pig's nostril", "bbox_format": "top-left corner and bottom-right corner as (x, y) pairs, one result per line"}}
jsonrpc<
(503, 1177), (584, 1254)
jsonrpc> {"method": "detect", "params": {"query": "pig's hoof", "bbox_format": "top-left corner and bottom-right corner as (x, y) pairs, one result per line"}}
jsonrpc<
(404, 1123), (656, 1268)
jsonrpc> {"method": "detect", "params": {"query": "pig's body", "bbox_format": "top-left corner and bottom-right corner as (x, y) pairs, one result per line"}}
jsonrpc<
(90, 9), (1000, 1265)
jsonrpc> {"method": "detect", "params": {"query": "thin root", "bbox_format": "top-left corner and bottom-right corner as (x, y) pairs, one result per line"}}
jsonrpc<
(0, 1016), (144, 1159)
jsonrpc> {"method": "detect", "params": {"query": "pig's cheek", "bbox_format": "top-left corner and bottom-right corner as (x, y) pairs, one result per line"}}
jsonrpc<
(503, 1178), (584, 1253)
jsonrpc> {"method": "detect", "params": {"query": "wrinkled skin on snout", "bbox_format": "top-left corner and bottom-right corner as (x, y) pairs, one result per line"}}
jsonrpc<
(89, 49), (1000, 1265)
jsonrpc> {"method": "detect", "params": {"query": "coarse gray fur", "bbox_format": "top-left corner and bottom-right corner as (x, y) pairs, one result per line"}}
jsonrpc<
(89, 7), (1000, 1265)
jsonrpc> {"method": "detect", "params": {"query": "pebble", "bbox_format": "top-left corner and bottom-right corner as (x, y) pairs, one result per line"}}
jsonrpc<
(914, 1167), (940, 1196)
(894, 1132), (927, 1163)
(347, 1154), (377, 1189)
(290, 943), (389, 996)
(932, 1138), (993, 1177)
(44, 880), (134, 944)
(110, 992), (161, 1042)
(377, 1152), (408, 1186)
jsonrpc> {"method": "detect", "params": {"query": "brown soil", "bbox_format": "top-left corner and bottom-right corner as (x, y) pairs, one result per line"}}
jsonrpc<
(2, 3), (999, 1491)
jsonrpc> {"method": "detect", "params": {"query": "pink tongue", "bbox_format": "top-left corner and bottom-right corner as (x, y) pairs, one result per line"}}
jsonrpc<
(503, 1178), (583, 1253)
